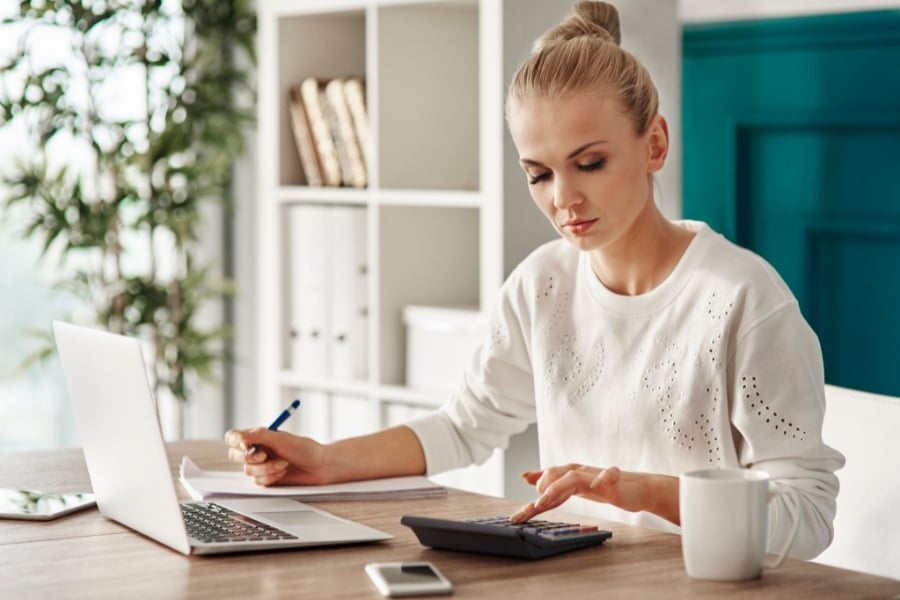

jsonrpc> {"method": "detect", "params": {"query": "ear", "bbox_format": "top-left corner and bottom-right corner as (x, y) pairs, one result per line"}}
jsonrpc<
(646, 114), (669, 173)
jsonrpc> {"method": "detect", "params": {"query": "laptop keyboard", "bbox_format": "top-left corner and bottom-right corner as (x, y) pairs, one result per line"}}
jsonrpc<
(181, 502), (299, 543)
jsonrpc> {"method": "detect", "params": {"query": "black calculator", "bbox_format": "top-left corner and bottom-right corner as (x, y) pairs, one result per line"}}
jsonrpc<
(400, 515), (612, 560)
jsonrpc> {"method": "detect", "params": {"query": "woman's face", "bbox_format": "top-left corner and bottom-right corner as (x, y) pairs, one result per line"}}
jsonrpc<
(507, 94), (667, 254)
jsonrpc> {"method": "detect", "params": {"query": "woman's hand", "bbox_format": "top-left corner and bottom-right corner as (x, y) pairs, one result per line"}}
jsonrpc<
(225, 424), (427, 488)
(509, 463), (679, 525)
(225, 428), (329, 487)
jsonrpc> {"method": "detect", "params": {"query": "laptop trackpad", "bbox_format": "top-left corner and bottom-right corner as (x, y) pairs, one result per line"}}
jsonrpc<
(257, 511), (341, 527)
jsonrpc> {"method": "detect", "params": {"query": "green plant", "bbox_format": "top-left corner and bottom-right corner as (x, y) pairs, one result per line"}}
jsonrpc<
(0, 0), (256, 436)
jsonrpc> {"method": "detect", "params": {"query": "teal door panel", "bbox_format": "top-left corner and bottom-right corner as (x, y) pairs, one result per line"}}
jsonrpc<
(737, 126), (900, 392)
(684, 11), (900, 396)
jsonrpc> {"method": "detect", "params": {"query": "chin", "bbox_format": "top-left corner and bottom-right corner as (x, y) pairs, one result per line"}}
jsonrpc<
(564, 236), (598, 252)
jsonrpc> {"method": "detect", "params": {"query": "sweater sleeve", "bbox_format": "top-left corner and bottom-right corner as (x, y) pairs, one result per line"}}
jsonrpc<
(405, 268), (538, 476)
(729, 301), (845, 559)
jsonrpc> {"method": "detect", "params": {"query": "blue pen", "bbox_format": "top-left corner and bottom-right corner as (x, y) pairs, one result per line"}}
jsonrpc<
(245, 399), (301, 457)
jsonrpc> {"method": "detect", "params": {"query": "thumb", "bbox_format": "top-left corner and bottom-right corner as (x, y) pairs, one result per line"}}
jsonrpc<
(227, 427), (284, 454)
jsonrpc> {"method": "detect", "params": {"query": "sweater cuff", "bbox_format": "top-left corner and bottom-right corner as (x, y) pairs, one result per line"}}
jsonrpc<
(404, 411), (472, 476)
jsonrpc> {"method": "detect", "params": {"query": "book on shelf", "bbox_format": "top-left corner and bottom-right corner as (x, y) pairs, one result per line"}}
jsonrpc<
(298, 77), (343, 187)
(342, 77), (371, 182)
(288, 84), (323, 187)
(325, 78), (367, 188)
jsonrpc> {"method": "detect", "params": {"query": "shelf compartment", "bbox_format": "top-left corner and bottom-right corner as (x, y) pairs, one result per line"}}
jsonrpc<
(376, 1), (479, 191)
(276, 9), (366, 187)
(376, 205), (479, 386)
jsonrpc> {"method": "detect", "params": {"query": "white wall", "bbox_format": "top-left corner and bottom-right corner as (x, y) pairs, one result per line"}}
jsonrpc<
(680, 0), (900, 23)
(619, 0), (681, 220)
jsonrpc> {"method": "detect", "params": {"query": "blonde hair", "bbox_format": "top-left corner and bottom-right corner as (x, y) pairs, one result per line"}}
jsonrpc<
(506, 1), (659, 135)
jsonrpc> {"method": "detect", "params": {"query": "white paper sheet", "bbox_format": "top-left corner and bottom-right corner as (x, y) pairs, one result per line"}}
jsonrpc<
(178, 456), (447, 501)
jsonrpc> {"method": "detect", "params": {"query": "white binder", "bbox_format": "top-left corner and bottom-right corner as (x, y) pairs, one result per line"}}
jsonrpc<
(287, 205), (330, 377)
(327, 206), (368, 380)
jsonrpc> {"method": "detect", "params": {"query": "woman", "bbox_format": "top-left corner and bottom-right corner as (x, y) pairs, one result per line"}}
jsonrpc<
(226, 1), (843, 559)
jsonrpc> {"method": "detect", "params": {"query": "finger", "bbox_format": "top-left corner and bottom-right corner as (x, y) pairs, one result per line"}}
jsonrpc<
(520, 470), (543, 485)
(227, 428), (284, 458)
(228, 446), (267, 463)
(227, 447), (246, 463)
(511, 489), (568, 523)
(510, 501), (540, 524)
(224, 429), (246, 449)
(243, 445), (269, 460)
(252, 469), (288, 487)
(243, 459), (289, 481)
(535, 468), (596, 508)
(533, 463), (586, 494)
(532, 489), (569, 512)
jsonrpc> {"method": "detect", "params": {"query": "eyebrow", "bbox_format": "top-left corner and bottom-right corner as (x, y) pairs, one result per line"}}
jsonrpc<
(519, 140), (608, 167)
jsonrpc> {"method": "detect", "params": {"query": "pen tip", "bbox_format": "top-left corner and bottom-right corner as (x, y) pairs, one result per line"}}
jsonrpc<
(291, 399), (301, 409)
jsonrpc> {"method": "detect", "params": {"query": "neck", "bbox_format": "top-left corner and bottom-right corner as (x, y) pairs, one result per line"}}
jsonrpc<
(588, 206), (694, 296)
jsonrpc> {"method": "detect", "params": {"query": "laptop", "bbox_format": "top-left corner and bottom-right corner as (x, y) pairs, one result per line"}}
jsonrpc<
(53, 320), (392, 555)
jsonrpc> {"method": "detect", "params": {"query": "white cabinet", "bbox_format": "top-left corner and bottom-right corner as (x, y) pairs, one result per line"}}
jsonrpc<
(252, 0), (680, 500)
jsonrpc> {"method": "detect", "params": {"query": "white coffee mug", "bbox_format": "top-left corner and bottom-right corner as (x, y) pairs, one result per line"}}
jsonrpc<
(679, 468), (801, 581)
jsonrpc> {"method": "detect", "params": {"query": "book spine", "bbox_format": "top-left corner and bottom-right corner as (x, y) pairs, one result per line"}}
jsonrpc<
(320, 83), (356, 189)
(325, 78), (367, 188)
(288, 85), (323, 187)
(343, 77), (371, 180)
(299, 77), (342, 187)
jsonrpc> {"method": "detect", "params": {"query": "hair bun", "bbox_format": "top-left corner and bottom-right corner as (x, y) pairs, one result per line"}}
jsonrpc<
(534, 1), (621, 52)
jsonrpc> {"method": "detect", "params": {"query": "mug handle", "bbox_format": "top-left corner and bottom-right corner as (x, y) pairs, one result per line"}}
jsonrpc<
(763, 485), (803, 569)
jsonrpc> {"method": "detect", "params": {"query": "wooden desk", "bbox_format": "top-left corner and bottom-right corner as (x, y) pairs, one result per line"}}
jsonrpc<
(1, 440), (897, 599)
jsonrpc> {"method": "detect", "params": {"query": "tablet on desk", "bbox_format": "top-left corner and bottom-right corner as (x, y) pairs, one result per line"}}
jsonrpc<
(0, 488), (96, 521)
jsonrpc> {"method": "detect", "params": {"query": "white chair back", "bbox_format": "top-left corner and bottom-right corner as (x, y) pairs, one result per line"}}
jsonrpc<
(812, 384), (900, 580)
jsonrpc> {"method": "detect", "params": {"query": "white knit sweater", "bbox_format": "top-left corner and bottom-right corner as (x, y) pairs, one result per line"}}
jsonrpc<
(406, 220), (845, 559)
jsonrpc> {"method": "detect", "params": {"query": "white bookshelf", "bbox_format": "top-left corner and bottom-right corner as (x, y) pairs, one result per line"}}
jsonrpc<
(253, 0), (679, 500)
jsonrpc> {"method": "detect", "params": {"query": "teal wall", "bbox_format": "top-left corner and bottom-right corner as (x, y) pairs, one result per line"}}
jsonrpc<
(683, 11), (900, 396)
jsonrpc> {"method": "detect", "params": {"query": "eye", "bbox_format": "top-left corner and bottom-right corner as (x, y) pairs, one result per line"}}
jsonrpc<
(527, 171), (551, 185)
(577, 158), (606, 172)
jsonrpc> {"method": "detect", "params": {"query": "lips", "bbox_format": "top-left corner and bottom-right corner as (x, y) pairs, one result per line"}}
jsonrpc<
(562, 218), (597, 235)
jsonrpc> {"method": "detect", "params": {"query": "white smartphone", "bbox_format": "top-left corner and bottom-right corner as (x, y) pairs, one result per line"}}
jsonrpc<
(365, 561), (453, 597)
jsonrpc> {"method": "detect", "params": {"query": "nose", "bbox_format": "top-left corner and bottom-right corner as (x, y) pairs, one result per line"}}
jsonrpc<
(553, 175), (581, 210)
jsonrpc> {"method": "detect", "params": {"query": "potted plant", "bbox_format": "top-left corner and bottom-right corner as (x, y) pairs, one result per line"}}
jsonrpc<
(0, 0), (256, 438)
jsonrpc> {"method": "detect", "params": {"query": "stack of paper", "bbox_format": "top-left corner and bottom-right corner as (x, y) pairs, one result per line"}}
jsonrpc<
(179, 457), (447, 502)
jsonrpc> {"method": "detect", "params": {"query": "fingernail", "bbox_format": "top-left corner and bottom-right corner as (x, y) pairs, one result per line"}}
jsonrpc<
(273, 460), (289, 470)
